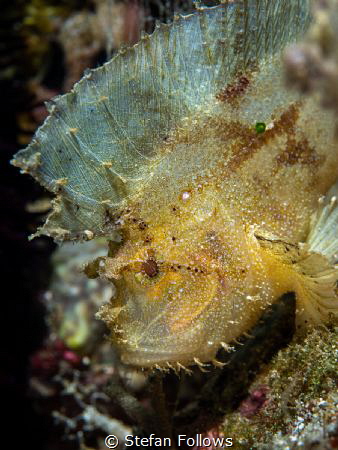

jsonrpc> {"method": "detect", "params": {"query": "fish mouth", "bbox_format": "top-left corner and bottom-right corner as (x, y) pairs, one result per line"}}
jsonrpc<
(103, 252), (243, 368)
(112, 303), (222, 368)
(116, 336), (218, 368)
(118, 344), (187, 368)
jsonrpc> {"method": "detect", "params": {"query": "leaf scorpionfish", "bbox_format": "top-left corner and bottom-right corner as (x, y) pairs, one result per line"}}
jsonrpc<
(12, 0), (338, 370)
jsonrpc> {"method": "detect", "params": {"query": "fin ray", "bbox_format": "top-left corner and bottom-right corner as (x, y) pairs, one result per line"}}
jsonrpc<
(296, 188), (338, 325)
(307, 195), (338, 263)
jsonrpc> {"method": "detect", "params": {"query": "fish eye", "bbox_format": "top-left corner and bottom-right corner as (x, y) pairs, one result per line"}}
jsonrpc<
(141, 259), (159, 278)
(134, 258), (160, 284)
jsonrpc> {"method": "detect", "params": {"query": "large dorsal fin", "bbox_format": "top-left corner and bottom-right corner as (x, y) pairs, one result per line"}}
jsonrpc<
(11, 0), (311, 241)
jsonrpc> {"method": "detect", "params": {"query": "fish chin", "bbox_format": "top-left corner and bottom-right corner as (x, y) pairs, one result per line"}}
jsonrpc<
(104, 269), (250, 368)
(116, 323), (220, 368)
(112, 298), (224, 368)
(102, 266), (228, 367)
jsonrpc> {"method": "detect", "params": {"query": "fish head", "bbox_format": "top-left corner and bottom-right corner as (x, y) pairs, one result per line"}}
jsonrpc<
(99, 194), (268, 368)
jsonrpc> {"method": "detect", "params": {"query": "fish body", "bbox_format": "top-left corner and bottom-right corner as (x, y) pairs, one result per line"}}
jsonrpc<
(99, 94), (338, 367)
(12, 1), (338, 368)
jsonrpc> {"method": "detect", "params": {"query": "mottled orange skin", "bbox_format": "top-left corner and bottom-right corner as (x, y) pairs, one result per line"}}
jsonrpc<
(98, 82), (338, 369)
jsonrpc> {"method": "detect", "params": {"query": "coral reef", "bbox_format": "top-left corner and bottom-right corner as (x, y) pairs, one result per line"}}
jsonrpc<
(47, 240), (114, 353)
(221, 328), (338, 449)
(29, 240), (131, 448)
(58, 0), (143, 91)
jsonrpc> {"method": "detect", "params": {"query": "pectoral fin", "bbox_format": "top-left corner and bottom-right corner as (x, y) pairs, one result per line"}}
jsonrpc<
(294, 189), (338, 326)
(256, 187), (338, 328)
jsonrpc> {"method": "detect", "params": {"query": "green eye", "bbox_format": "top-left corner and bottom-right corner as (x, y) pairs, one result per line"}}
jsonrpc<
(255, 122), (266, 133)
